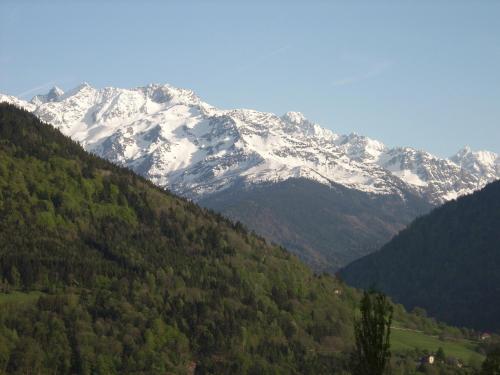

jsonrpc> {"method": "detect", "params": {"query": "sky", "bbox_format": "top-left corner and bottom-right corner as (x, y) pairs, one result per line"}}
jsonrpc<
(1, 0), (499, 157)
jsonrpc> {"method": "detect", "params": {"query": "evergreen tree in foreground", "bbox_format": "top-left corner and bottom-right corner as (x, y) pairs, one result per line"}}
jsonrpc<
(351, 290), (393, 375)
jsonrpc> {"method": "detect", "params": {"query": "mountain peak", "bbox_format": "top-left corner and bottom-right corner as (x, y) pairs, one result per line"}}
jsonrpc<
(142, 83), (202, 106)
(30, 85), (65, 104)
(79, 81), (91, 88)
(58, 82), (96, 99)
(75, 82), (95, 93)
(452, 146), (498, 162)
(453, 145), (472, 158)
(47, 86), (64, 99)
(450, 146), (499, 180)
(282, 111), (308, 125)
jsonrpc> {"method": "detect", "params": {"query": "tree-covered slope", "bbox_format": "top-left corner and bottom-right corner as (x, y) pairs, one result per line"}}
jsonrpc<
(339, 180), (500, 332)
(0, 104), (485, 374)
(200, 179), (432, 272)
(0, 103), (366, 374)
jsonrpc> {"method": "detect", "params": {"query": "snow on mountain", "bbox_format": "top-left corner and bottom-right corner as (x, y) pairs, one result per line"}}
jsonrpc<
(0, 93), (36, 112)
(1, 82), (499, 204)
(31, 86), (65, 105)
(450, 146), (500, 186)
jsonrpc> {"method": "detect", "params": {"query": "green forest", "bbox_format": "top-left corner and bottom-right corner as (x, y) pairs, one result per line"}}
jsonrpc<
(340, 176), (500, 332)
(0, 103), (495, 374)
(200, 176), (431, 273)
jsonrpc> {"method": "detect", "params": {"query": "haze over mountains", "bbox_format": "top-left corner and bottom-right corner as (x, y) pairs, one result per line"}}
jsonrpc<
(2, 83), (499, 270)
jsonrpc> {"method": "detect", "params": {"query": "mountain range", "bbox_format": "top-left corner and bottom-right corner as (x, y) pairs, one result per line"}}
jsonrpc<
(2, 83), (498, 204)
(2, 83), (499, 270)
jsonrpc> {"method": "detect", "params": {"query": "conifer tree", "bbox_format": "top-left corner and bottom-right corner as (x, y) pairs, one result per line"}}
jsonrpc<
(351, 290), (393, 375)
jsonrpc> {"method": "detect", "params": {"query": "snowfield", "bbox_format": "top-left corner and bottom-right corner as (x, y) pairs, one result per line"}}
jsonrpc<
(1, 83), (499, 204)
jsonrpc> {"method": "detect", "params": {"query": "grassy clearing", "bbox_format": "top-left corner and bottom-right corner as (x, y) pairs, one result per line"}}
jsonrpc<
(0, 291), (43, 306)
(391, 327), (484, 362)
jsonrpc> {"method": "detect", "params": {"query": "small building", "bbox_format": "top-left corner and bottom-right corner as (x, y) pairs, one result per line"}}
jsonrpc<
(333, 288), (342, 296)
(421, 355), (435, 365)
(480, 332), (491, 341)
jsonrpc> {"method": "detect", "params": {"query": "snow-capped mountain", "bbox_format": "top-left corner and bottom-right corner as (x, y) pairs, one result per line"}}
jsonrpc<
(450, 146), (500, 187)
(1, 83), (498, 204)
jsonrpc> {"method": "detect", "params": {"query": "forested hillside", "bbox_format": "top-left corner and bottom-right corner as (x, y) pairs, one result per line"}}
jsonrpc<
(340, 179), (500, 332)
(201, 179), (431, 272)
(0, 104), (484, 374)
(0, 104), (355, 374)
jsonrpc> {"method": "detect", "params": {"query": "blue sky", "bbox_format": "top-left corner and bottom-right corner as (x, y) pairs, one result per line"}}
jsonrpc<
(1, 1), (499, 157)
